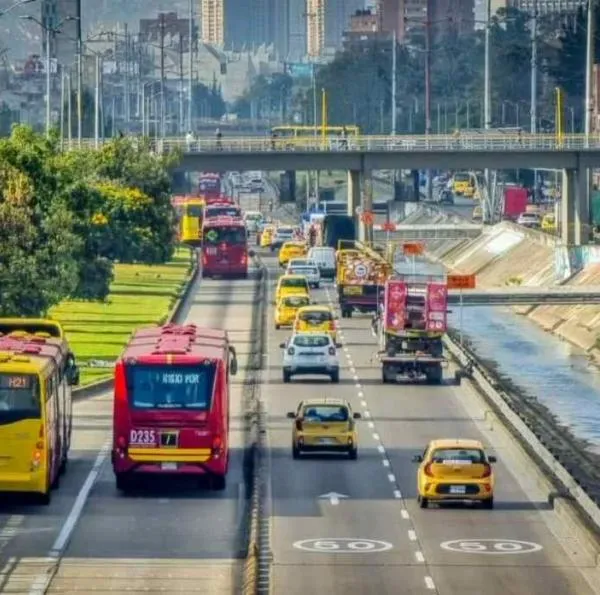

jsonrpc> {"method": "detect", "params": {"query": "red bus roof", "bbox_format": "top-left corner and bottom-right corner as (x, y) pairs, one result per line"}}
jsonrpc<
(0, 333), (67, 370)
(120, 324), (230, 365)
(202, 216), (246, 228)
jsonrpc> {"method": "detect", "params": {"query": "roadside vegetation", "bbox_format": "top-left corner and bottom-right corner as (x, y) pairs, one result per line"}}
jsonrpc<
(0, 125), (181, 316)
(51, 247), (193, 385)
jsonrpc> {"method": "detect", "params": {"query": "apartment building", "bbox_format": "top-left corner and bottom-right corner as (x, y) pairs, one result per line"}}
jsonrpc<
(201, 0), (224, 45)
(307, 0), (325, 57)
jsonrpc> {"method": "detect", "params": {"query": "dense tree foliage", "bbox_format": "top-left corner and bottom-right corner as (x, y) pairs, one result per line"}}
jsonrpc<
(276, 7), (595, 134)
(0, 126), (179, 315)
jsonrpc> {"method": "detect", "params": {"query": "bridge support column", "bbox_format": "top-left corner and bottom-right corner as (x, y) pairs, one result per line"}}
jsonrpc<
(561, 169), (575, 245)
(574, 167), (590, 245)
(362, 172), (373, 244)
(347, 169), (361, 240)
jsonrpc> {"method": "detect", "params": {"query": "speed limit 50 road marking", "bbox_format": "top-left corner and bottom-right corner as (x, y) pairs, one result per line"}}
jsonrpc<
(441, 539), (543, 554)
(293, 538), (393, 553)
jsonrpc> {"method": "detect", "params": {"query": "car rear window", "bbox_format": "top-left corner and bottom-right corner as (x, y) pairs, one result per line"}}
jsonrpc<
(290, 267), (317, 276)
(299, 310), (332, 322)
(302, 405), (348, 422)
(281, 278), (308, 288)
(293, 335), (330, 347)
(431, 448), (485, 464)
(282, 296), (310, 308)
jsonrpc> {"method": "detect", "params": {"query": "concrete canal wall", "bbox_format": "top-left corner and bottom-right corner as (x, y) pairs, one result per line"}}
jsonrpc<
(400, 209), (600, 364)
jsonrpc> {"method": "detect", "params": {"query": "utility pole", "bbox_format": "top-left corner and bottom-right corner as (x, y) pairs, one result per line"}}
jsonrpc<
(45, 26), (51, 135)
(94, 52), (100, 147)
(585, 0), (595, 147)
(188, 0), (193, 132)
(425, 0), (433, 202)
(391, 28), (397, 135)
(530, 0), (538, 196)
(124, 22), (130, 129)
(484, 0), (492, 221)
(159, 13), (166, 139)
(179, 34), (184, 134)
(76, 0), (82, 145)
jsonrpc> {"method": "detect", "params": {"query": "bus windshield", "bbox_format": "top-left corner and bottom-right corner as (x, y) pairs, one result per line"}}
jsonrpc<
(0, 373), (40, 423)
(453, 173), (470, 182)
(125, 365), (216, 410)
(185, 205), (203, 217)
(205, 206), (241, 218)
(204, 226), (247, 245)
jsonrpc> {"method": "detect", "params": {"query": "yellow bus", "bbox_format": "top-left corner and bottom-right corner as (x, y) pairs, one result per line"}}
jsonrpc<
(180, 198), (205, 246)
(0, 319), (79, 504)
(271, 125), (360, 137)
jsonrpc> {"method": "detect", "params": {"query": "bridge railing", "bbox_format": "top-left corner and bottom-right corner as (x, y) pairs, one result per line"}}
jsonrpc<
(73, 133), (600, 153)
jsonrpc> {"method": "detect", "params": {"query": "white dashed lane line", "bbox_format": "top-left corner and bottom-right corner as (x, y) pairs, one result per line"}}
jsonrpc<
(324, 287), (439, 594)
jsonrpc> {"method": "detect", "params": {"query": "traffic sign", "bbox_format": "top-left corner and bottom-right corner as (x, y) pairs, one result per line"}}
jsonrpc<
(402, 242), (424, 255)
(293, 538), (393, 553)
(360, 211), (375, 225)
(380, 222), (396, 232)
(447, 274), (476, 289)
(354, 263), (369, 278)
(440, 539), (542, 555)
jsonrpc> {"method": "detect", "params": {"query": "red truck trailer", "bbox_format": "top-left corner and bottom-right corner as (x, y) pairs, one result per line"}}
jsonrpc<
(503, 186), (528, 221)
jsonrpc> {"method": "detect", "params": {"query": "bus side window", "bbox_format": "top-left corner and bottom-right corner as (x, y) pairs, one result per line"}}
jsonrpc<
(65, 352), (80, 386)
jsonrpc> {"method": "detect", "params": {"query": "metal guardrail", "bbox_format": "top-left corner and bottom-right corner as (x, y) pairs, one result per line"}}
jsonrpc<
(71, 133), (600, 153)
(447, 289), (600, 305)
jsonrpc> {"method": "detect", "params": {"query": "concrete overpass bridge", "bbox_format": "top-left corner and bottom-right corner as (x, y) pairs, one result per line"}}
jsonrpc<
(82, 132), (600, 245)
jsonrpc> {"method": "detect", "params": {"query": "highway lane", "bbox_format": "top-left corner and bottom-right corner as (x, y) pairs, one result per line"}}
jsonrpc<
(0, 269), (260, 593)
(265, 255), (600, 595)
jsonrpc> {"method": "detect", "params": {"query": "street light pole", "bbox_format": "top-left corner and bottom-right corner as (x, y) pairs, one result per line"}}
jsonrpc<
(391, 29), (397, 135)
(45, 26), (51, 135)
(188, 0), (193, 131)
(159, 13), (166, 139)
(484, 0), (491, 130)
(585, 0), (595, 147)
(530, 0), (537, 135)
(425, 0), (433, 202)
(94, 53), (100, 147)
(76, 0), (82, 145)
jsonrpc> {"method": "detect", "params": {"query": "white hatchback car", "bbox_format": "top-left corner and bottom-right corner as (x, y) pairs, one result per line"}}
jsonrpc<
(280, 333), (340, 383)
(286, 262), (321, 288)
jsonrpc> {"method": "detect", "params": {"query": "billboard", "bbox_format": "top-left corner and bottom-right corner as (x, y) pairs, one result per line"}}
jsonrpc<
(285, 62), (313, 79)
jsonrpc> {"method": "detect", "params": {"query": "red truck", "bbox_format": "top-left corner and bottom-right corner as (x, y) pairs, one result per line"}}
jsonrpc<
(503, 186), (528, 221)
(375, 275), (447, 385)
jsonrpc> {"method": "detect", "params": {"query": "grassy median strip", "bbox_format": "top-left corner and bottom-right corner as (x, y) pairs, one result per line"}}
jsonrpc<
(50, 247), (194, 386)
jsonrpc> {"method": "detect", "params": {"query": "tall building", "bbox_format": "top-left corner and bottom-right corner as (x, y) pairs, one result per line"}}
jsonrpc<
(201, 0), (224, 45)
(289, 0), (307, 59)
(224, 0), (289, 57)
(325, 0), (365, 50)
(41, 0), (78, 68)
(508, 0), (584, 13)
(378, 0), (474, 42)
(307, 0), (325, 57)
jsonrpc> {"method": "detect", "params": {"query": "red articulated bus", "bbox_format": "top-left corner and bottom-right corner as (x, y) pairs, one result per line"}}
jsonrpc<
(204, 201), (242, 220)
(111, 323), (238, 492)
(201, 216), (252, 279)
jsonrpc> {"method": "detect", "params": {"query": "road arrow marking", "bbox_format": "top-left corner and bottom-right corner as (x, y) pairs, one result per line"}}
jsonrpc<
(319, 492), (349, 506)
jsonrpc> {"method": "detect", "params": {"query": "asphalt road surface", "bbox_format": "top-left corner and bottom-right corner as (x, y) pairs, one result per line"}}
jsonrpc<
(0, 268), (259, 593)
(263, 254), (599, 595)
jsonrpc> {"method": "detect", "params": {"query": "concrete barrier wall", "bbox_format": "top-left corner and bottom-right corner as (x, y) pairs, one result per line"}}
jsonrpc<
(411, 210), (600, 365)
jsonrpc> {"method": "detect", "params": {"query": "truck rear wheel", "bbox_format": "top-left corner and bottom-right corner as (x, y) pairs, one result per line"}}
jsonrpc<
(426, 365), (443, 385)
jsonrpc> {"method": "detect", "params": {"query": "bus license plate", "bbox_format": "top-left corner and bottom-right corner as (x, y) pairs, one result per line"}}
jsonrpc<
(450, 485), (466, 494)
(161, 462), (177, 471)
(343, 286), (362, 295)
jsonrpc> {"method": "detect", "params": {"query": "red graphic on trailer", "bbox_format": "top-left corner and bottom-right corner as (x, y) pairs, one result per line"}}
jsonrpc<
(425, 283), (448, 332)
(384, 280), (408, 332)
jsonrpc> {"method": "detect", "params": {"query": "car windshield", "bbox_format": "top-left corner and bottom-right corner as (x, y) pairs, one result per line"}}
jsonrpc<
(282, 296), (310, 308)
(203, 226), (247, 245)
(302, 405), (349, 422)
(293, 335), (329, 347)
(281, 278), (307, 288)
(126, 364), (216, 410)
(453, 173), (470, 182)
(431, 448), (486, 464)
(278, 228), (293, 235)
(299, 310), (332, 322)
(205, 206), (241, 218)
(0, 373), (41, 423)
(185, 205), (203, 217)
(290, 267), (317, 276)
(289, 259), (309, 267)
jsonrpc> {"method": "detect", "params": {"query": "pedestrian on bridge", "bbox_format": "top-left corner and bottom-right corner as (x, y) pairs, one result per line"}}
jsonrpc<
(216, 128), (223, 151)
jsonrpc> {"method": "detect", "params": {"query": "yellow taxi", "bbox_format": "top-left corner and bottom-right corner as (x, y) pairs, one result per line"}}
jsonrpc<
(279, 241), (307, 267)
(541, 213), (556, 234)
(275, 274), (310, 304)
(412, 438), (496, 509)
(294, 305), (337, 341)
(275, 294), (311, 329)
(260, 225), (275, 248)
(452, 172), (475, 197)
(287, 398), (361, 459)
